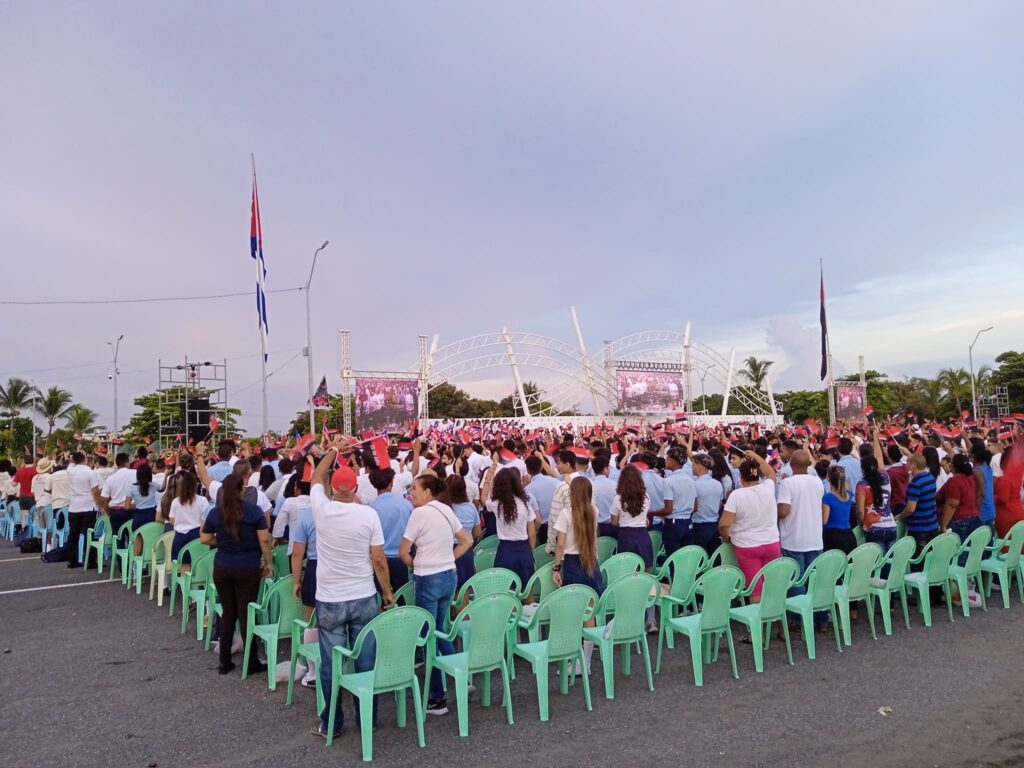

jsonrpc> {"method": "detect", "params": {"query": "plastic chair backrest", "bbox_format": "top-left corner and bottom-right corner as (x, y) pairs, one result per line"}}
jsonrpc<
(648, 530), (663, 558)
(596, 536), (618, 564)
(474, 548), (497, 572)
(693, 565), (744, 631)
(709, 542), (738, 569)
(806, 550), (847, 610)
(843, 543), (883, 599)
(600, 552), (644, 587)
(598, 572), (658, 641)
(1000, 520), (1024, 569)
(351, 606), (433, 690)
(923, 532), (959, 582)
(750, 557), (798, 619)
(133, 522), (166, 558)
(154, 531), (174, 565)
(178, 539), (210, 565)
(662, 545), (708, 601)
(522, 562), (557, 603)
(881, 536), (916, 589)
(189, 548), (217, 588)
(476, 535), (499, 552)
(393, 580), (416, 606)
(115, 520), (134, 545)
(460, 567), (521, 601)
(454, 593), (520, 669)
(272, 545), (289, 579)
(959, 525), (992, 571)
(533, 584), (598, 658)
(533, 545), (553, 569)
(262, 575), (305, 630)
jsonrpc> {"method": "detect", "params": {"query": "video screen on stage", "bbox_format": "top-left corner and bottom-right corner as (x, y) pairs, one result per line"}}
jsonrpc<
(615, 368), (684, 414)
(835, 384), (867, 421)
(355, 378), (419, 432)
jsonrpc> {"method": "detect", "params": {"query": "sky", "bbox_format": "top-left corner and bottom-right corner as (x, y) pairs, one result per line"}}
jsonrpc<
(2, 2), (1023, 433)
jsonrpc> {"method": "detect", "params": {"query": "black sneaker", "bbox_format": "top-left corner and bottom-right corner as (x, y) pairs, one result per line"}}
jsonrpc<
(426, 698), (448, 716)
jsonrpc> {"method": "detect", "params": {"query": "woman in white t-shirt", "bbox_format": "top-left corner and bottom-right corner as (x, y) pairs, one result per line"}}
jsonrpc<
(485, 466), (538, 587)
(610, 464), (654, 568)
(400, 474), (473, 716)
(272, 473), (311, 549)
(719, 454), (779, 605)
(168, 472), (205, 571)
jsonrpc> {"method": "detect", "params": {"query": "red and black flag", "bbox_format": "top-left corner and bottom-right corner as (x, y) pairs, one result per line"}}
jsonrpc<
(310, 375), (329, 408)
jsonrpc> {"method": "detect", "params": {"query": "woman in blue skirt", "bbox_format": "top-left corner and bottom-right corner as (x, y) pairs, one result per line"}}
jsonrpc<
(484, 466), (537, 587)
(611, 464), (653, 569)
(127, 464), (160, 556)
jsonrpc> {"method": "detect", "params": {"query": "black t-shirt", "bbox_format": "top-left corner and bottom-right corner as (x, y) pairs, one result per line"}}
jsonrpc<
(202, 502), (266, 568)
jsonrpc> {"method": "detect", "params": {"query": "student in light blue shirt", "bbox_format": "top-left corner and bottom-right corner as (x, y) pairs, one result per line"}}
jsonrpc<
(207, 440), (236, 483)
(524, 455), (560, 541)
(663, 448), (697, 556)
(441, 474), (481, 590)
(692, 457), (725, 555)
(836, 438), (863, 496)
(589, 456), (618, 538)
(632, 454), (672, 529)
(369, 467), (413, 591)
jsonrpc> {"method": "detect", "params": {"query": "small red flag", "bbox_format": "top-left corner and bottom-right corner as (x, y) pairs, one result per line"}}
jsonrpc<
(209, 415), (220, 432)
(369, 436), (390, 469)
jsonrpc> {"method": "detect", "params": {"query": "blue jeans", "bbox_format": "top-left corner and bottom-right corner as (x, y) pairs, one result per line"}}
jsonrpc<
(317, 595), (379, 737)
(414, 569), (457, 701)
(949, 517), (982, 567)
(782, 548), (828, 627)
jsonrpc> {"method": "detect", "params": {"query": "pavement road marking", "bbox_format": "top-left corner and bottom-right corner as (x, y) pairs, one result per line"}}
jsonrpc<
(0, 580), (112, 596)
(0, 556), (44, 563)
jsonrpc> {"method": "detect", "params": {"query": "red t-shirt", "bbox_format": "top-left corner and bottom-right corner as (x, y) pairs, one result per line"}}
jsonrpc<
(885, 464), (910, 508)
(13, 466), (37, 497)
(937, 474), (979, 520)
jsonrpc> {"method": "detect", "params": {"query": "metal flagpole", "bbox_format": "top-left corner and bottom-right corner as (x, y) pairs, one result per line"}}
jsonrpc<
(823, 258), (836, 425)
(252, 155), (269, 438)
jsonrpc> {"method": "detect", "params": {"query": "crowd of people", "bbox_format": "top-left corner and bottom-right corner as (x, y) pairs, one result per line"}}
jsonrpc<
(5, 411), (1024, 741)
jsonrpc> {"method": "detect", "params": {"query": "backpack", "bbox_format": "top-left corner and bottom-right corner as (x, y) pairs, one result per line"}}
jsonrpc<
(19, 537), (42, 554)
(42, 546), (69, 563)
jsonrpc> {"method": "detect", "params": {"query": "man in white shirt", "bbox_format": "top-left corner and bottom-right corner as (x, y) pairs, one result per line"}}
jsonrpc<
(101, 453), (137, 541)
(545, 450), (589, 554)
(64, 451), (103, 568)
(309, 443), (393, 739)
(777, 449), (828, 627)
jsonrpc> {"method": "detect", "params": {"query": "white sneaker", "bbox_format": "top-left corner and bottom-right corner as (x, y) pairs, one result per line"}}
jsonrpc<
(967, 593), (983, 609)
(301, 669), (317, 687)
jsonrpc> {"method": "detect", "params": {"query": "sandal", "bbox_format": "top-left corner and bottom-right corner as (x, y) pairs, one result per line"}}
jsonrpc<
(311, 723), (330, 740)
(738, 634), (753, 645)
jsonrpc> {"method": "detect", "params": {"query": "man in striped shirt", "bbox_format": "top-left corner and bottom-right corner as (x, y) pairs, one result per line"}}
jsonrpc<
(898, 454), (940, 555)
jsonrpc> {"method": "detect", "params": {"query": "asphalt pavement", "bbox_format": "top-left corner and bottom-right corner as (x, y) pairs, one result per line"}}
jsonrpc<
(3, 551), (1023, 768)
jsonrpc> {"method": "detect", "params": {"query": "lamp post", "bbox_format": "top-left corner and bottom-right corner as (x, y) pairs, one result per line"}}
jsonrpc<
(969, 326), (993, 419)
(305, 241), (329, 433)
(698, 364), (716, 409)
(107, 334), (124, 436)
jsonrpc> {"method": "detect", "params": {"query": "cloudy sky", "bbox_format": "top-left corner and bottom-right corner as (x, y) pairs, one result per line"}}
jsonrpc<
(3, 2), (1022, 433)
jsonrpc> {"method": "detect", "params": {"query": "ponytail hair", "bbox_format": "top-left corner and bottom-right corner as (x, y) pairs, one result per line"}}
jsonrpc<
(568, 476), (598, 576)
(827, 465), (847, 498)
(220, 474), (244, 538)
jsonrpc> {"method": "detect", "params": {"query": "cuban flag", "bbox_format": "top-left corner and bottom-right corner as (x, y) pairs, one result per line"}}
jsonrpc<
(250, 169), (269, 361)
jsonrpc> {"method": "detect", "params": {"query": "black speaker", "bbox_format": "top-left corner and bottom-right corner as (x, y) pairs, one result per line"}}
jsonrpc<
(180, 397), (211, 443)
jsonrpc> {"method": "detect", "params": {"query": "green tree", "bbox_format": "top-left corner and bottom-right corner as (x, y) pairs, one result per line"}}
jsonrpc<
(937, 367), (971, 415)
(990, 351), (1024, 412)
(497, 381), (552, 417)
(739, 357), (774, 390)
(425, 382), (473, 419)
(777, 390), (829, 424)
(64, 404), (103, 435)
(120, 387), (241, 444)
(34, 386), (74, 440)
(0, 417), (41, 459)
(288, 394), (352, 436)
(912, 378), (947, 419)
(974, 363), (993, 391)
(0, 377), (40, 430)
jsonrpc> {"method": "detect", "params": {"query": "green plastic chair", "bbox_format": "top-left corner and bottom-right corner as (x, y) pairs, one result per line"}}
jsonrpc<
(654, 545), (708, 652)
(512, 562), (558, 680)
(287, 612), (323, 713)
(784, 549), (845, 659)
(949, 525), (992, 616)
(168, 539), (210, 616)
(393, 580), (416, 606)
(243, 575), (306, 690)
(128, 522), (165, 595)
(853, 525), (866, 546)
(708, 541), (739, 569)
(271, 544), (289, 580)
(435, 593), (520, 737)
(453, 567), (522, 606)
(657, 565), (743, 684)
(149, 530), (175, 604)
(904, 532), (959, 627)
(834, 542), (883, 644)
(82, 517), (113, 573)
(583, 572), (659, 699)
(729, 558), (798, 672)
(476, 535), (499, 552)
(474, 547), (497, 573)
(107, 521), (135, 584)
(596, 536), (618, 564)
(512, 584), (598, 721)
(533, 545), (553, 569)
(865, 536), (916, 635)
(519, 562), (557, 608)
(980, 520), (1024, 608)
(181, 549), (217, 636)
(599, 552), (645, 588)
(325, 605), (434, 761)
(648, 529), (663, 565)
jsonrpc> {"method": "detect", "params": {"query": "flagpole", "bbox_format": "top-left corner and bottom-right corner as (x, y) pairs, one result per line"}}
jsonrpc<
(822, 258), (836, 425)
(252, 154), (269, 439)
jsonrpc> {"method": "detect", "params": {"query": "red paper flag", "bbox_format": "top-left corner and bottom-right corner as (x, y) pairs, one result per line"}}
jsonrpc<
(209, 415), (220, 432)
(369, 436), (390, 469)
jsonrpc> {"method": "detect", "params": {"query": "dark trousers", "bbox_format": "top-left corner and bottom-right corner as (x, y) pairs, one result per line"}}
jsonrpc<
(662, 518), (692, 558)
(597, 522), (617, 539)
(482, 511), (497, 538)
(213, 563), (262, 670)
(376, 556), (409, 595)
(909, 528), (942, 604)
(691, 521), (721, 556)
(108, 507), (133, 545)
(66, 511), (97, 567)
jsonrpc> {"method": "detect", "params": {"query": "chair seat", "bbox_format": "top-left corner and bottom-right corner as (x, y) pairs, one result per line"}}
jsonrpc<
(253, 624), (281, 642)
(666, 613), (702, 634)
(947, 565), (973, 578)
(903, 573), (929, 587)
(784, 594), (812, 611)
(979, 558), (1006, 573)
(728, 604), (761, 624)
(513, 640), (547, 664)
(433, 651), (469, 674)
(337, 669), (375, 697)
(297, 642), (320, 662)
(834, 584), (867, 602)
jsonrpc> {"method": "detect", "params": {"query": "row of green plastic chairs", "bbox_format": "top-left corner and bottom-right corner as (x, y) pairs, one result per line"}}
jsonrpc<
(99, 515), (1024, 763)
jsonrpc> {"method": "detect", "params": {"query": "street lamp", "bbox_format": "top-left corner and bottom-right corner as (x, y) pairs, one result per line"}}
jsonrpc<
(698, 364), (716, 409)
(305, 241), (330, 433)
(969, 326), (993, 419)
(107, 334), (124, 436)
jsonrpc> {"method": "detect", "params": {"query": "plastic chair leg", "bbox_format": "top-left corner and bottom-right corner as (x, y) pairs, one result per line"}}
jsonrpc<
(267, 638), (278, 690)
(800, 612), (816, 660)
(781, 620), (794, 666)
(749, 622), (764, 673)
(837, 597), (852, 646)
(500, 660), (514, 724)
(534, 661), (550, 721)
(599, 639), (615, 699)
(358, 691), (375, 761)
(411, 677), (426, 747)
(687, 632), (703, 687)
(453, 669), (470, 737)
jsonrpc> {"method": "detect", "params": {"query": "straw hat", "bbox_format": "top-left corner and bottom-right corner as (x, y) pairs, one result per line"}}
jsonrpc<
(36, 457), (55, 474)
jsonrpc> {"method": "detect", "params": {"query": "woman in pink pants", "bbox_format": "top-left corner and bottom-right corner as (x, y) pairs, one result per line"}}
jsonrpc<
(719, 453), (780, 605)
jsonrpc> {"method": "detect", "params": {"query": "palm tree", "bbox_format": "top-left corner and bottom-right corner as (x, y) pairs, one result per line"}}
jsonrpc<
(64, 404), (101, 435)
(937, 367), (971, 414)
(974, 364), (993, 391)
(739, 357), (774, 390)
(35, 386), (74, 439)
(914, 377), (945, 418)
(0, 377), (40, 430)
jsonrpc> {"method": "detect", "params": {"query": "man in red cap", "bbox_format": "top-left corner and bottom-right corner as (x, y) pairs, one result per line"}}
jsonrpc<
(309, 439), (394, 740)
